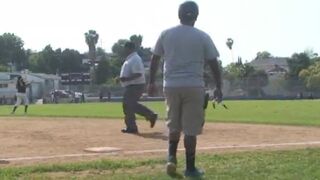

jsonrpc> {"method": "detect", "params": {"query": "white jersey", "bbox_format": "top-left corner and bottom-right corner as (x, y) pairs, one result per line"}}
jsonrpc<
(120, 52), (146, 87)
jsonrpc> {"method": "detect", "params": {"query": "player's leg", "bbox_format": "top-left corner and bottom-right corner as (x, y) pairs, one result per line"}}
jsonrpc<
(164, 87), (182, 176)
(131, 84), (158, 128)
(24, 93), (29, 114)
(122, 86), (138, 133)
(166, 131), (181, 176)
(182, 87), (205, 177)
(11, 93), (22, 114)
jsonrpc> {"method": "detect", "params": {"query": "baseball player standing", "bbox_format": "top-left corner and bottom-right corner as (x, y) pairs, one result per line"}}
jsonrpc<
(148, 1), (222, 178)
(11, 76), (30, 115)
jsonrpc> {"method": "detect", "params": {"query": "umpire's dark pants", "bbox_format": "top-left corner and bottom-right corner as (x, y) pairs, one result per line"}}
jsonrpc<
(123, 84), (154, 130)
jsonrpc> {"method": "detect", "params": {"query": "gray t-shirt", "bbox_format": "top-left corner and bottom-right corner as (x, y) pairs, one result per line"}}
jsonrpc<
(120, 52), (146, 87)
(153, 25), (219, 87)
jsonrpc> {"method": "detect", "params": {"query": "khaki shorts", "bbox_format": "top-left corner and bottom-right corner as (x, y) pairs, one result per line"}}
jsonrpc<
(164, 87), (205, 136)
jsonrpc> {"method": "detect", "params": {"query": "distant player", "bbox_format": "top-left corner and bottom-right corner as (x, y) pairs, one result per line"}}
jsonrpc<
(11, 76), (30, 115)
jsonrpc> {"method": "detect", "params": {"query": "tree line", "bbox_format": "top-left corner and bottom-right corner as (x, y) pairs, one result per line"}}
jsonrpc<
(0, 32), (319, 93)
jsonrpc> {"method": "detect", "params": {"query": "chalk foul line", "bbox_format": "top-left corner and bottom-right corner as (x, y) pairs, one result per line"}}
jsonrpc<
(1, 141), (320, 162)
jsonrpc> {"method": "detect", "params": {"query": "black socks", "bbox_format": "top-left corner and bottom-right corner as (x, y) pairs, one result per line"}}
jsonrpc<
(169, 140), (179, 160)
(11, 105), (28, 114)
(168, 133), (197, 171)
(12, 106), (17, 113)
(24, 105), (28, 113)
(184, 135), (197, 171)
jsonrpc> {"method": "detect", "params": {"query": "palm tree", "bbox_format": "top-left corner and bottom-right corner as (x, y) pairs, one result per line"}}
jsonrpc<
(226, 38), (234, 50)
(226, 38), (235, 62)
(84, 30), (99, 84)
(85, 30), (99, 63)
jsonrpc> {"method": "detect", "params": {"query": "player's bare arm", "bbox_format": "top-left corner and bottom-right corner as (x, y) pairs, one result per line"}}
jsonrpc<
(148, 54), (161, 96)
(207, 57), (223, 102)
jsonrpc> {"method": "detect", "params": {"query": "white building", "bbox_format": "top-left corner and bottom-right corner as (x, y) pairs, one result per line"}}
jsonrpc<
(0, 72), (60, 104)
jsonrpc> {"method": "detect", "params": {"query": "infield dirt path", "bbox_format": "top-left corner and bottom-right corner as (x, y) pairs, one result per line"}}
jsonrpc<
(0, 117), (320, 166)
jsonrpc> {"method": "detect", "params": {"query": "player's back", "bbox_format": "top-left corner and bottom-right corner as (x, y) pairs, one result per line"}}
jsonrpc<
(160, 25), (211, 87)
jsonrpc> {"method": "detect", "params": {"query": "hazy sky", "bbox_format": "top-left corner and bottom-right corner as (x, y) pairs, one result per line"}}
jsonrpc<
(1, 0), (319, 66)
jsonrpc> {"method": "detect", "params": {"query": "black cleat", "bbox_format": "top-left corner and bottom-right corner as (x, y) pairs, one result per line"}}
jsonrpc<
(149, 114), (158, 128)
(166, 155), (177, 176)
(184, 168), (205, 178)
(121, 128), (138, 134)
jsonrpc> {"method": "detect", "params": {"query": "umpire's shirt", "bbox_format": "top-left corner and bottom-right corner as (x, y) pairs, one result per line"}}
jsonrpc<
(120, 52), (146, 87)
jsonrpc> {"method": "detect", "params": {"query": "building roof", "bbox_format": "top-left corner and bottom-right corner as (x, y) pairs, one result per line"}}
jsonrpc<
(0, 72), (60, 81)
(267, 64), (287, 73)
(30, 73), (61, 80)
(250, 57), (289, 72)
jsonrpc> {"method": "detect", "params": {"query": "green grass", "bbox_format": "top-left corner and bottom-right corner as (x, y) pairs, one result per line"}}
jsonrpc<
(1, 148), (320, 179)
(1, 100), (320, 126)
(205, 100), (320, 126)
(1, 101), (319, 179)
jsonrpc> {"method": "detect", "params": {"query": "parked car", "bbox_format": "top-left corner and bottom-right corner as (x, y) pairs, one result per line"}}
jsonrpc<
(50, 90), (74, 103)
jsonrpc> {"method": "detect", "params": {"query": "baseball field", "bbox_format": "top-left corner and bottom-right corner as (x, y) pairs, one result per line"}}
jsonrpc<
(0, 100), (320, 179)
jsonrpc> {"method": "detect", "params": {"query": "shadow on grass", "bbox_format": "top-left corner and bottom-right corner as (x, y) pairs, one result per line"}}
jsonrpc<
(168, 172), (204, 180)
(168, 172), (184, 179)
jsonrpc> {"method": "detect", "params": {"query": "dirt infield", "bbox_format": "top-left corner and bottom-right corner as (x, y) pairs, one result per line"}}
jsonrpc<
(1, 116), (320, 166)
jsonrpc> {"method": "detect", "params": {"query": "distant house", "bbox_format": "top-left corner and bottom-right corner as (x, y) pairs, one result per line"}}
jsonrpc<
(250, 57), (289, 75)
(267, 64), (288, 76)
(250, 57), (290, 96)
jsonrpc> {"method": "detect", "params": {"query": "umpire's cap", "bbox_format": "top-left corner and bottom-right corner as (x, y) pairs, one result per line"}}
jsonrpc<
(179, 1), (199, 22)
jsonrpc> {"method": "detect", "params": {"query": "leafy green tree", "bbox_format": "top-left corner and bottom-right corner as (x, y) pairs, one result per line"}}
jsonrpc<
(96, 47), (107, 57)
(246, 70), (269, 96)
(95, 55), (111, 84)
(109, 39), (129, 79)
(304, 48), (318, 59)
(287, 52), (311, 78)
(283, 52), (311, 91)
(311, 56), (320, 64)
(0, 33), (27, 71)
(255, 51), (272, 60)
(28, 52), (42, 72)
(27, 45), (61, 74)
(112, 39), (128, 58)
(224, 62), (268, 96)
(109, 56), (122, 78)
(299, 62), (320, 91)
(42, 45), (61, 74)
(60, 49), (83, 73)
(225, 62), (254, 85)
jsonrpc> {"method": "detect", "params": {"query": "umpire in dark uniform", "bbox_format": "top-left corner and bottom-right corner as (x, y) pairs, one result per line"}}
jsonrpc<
(119, 42), (158, 134)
